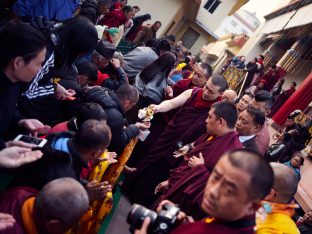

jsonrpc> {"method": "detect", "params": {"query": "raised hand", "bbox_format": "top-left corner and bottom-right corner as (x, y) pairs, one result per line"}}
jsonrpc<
(188, 153), (204, 168)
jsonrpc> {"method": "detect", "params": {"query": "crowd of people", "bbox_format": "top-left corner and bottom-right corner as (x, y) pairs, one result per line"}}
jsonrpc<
(0, 0), (311, 234)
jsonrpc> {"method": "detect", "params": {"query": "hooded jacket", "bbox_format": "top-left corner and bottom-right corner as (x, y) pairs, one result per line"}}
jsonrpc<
(84, 87), (139, 154)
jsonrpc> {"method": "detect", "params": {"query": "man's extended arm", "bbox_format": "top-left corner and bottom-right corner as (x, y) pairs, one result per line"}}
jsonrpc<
(152, 89), (192, 113)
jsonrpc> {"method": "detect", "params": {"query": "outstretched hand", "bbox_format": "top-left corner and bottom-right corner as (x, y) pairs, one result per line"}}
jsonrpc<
(86, 180), (112, 201)
(0, 213), (15, 231)
(0, 147), (43, 169)
(173, 145), (190, 158)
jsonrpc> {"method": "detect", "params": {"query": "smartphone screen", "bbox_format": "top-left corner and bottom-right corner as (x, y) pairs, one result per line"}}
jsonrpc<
(19, 136), (44, 145)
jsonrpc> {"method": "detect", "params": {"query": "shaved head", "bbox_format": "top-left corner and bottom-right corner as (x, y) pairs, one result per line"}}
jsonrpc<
(227, 149), (274, 201)
(35, 178), (89, 228)
(269, 163), (298, 204)
(222, 90), (237, 103)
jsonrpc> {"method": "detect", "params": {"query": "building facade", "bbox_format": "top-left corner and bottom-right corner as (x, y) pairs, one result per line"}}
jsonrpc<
(128, 0), (249, 54)
(214, 9), (260, 37)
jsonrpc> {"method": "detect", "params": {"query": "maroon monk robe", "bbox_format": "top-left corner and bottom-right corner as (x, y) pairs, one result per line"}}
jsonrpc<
(172, 78), (194, 97)
(122, 88), (220, 206)
(159, 131), (242, 219)
(127, 78), (194, 167)
(171, 215), (255, 234)
(0, 187), (38, 234)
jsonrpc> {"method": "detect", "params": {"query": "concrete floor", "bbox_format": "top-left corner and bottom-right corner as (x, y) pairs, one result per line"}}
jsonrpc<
(105, 194), (132, 234)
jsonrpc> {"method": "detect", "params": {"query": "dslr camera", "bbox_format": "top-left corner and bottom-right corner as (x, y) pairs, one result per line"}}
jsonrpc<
(127, 203), (180, 234)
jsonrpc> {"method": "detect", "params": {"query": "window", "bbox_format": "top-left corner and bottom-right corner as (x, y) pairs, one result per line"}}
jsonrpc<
(204, 0), (221, 14)
(181, 27), (200, 49)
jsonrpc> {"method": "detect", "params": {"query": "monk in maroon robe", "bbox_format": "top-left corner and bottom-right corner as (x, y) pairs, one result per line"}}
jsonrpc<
(135, 149), (274, 234)
(269, 82), (296, 117)
(172, 62), (212, 97)
(127, 63), (212, 167)
(156, 102), (242, 219)
(0, 178), (89, 234)
(123, 76), (227, 206)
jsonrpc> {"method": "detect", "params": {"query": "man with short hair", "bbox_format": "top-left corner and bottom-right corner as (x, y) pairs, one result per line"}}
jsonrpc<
(133, 21), (162, 45)
(84, 84), (149, 153)
(236, 107), (265, 153)
(49, 102), (107, 134)
(249, 90), (274, 154)
(11, 120), (112, 201)
(166, 63), (213, 98)
(236, 93), (254, 113)
(0, 178), (89, 234)
(136, 149), (274, 234)
(256, 163), (300, 233)
(123, 76), (228, 206)
(156, 102), (242, 218)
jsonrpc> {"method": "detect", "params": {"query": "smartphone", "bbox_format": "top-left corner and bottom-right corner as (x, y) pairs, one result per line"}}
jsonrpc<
(14, 134), (47, 148)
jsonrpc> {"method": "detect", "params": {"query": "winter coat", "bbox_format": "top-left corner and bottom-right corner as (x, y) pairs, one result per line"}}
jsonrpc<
(84, 87), (139, 153)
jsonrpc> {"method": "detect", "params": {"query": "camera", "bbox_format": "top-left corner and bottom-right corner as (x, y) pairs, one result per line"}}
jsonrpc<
(127, 203), (180, 234)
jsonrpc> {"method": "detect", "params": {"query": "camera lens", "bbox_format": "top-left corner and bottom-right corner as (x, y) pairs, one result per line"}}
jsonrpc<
(127, 204), (157, 230)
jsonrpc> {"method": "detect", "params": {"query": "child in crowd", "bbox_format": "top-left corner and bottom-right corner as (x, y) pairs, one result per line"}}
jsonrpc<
(284, 155), (304, 181)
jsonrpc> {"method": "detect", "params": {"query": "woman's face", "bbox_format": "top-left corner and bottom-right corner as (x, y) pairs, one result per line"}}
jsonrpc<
(13, 48), (46, 83)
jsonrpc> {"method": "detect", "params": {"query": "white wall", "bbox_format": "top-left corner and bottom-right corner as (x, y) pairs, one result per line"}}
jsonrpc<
(197, 0), (237, 32)
(214, 15), (255, 37)
(190, 35), (208, 55)
(127, 0), (183, 37)
(237, 23), (266, 60)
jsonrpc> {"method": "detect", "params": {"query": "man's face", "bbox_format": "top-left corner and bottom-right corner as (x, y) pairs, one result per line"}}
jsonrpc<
(152, 23), (161, 32)
(222, 91), (236, 103)
(285, 118), (295, 129)
(235, 110), (258, 136)
(123, 99), (138, 112)
(14, 48), (46, 83)
(249, 99), (269, 116)
(202, 79), (220, 101)
(201, 156), (253, 221)
(191, 64), (209, 88)
(205, 107), (221, 135)
(237, 95), (252, 113)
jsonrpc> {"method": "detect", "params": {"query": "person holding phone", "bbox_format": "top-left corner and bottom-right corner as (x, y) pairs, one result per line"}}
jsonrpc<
(0, 21), (51, 150)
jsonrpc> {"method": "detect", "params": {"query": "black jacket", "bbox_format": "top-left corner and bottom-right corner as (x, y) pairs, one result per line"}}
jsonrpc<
(10, 132), (87, 190)
(18, 65), (80, 125)
(101, 66), (128, 91)
(242, 136), (260, 154)
(84, 87), (139, 154)
(0, 71), (24, 149)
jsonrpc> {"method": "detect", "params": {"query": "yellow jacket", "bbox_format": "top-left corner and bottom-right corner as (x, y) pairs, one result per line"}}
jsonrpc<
(256, 212), (299, 234)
